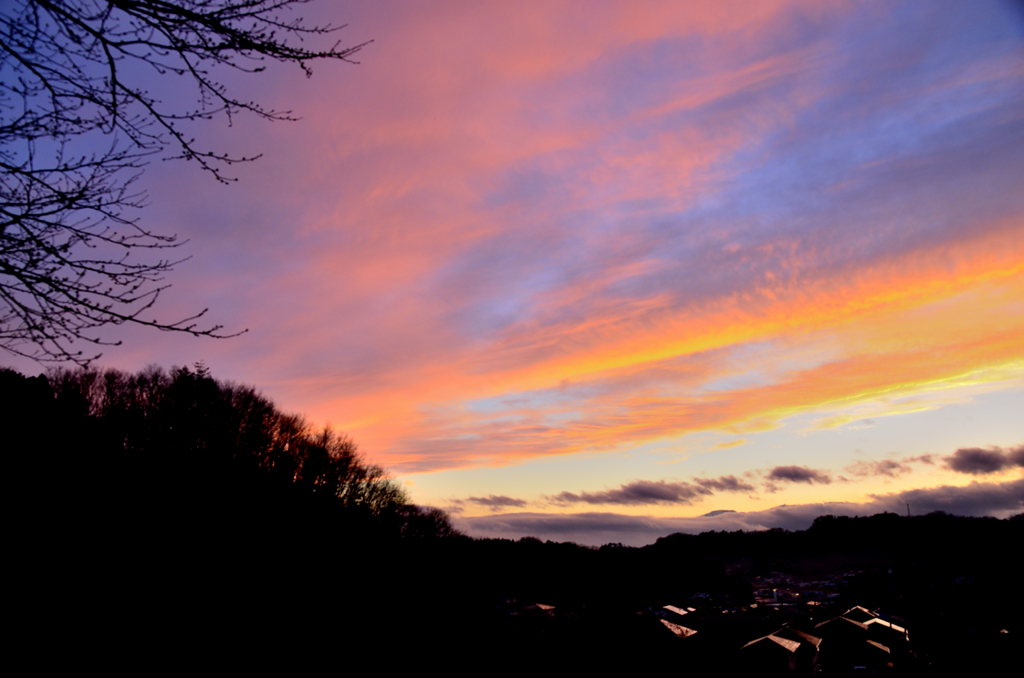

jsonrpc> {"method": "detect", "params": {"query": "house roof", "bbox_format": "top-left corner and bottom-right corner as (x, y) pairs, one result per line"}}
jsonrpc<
(817, 616), (869, 632)
(866, 639), (891, 654)
(768, 635), (802, 653)
(775, 626), (823, 650)
(660, 619), (698, 638)
(843, 605), (877, 623)
(742, 634), (801, 654)
(864, 618), (907, 635)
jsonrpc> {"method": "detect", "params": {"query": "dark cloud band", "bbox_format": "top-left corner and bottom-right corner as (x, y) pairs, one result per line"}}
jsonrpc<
(459, 478), (1024, 547)
(944, 445), (1024, 475)
(549, 475), (754, 506)
(465, 494), (528, 509)
(767, 465), (832, 484)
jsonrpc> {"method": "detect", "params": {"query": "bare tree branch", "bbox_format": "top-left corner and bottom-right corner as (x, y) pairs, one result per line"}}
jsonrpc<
(1, 0), (368, 364)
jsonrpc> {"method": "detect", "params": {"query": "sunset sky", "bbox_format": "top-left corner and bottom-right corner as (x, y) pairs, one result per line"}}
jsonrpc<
(7, 0), (1023, 545)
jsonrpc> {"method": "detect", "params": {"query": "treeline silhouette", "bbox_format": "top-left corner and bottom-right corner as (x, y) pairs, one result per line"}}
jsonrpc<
(3, 363), (455, 537)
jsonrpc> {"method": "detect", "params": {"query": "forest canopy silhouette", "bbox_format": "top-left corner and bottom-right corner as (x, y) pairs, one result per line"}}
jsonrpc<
(1, 363), (457, 540)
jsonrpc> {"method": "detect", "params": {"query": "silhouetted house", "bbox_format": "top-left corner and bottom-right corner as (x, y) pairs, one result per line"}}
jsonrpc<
(739, 625), (821, 675)
(741, 633), (801, 673)
(863, 618), (912, 669)
(815, 616), (876, 672)
(745, 630), (815, 675)
(815, 607), (909, 674)
(816, 614), (870, 639)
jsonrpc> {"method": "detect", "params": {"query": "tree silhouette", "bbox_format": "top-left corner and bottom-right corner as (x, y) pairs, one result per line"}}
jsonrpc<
(1, 1), (369, 364)
(19, 362), (444, 538)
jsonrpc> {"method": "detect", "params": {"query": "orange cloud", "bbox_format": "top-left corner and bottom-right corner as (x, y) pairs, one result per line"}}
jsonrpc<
(338, 231), (1024, 472)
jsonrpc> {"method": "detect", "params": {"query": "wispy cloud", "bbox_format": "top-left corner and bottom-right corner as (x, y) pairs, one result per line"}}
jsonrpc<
(845, 459), (913, 479)
(550, 480), (712, 506)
